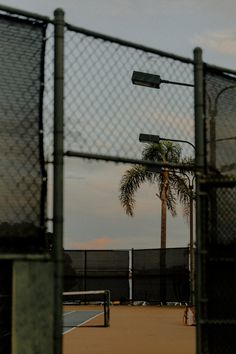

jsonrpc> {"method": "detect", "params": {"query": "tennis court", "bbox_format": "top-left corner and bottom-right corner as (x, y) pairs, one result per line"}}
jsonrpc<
(63, 308), (104, 334)
(63, 290), (110, 333)
(63, 306), (196, 354)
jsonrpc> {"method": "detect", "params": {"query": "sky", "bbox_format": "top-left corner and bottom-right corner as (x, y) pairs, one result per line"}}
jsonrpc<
(1, 0), (235, 250)
(2, 0), (236, 69)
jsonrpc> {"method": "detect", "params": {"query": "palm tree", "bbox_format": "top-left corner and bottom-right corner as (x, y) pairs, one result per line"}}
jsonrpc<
(119, 141), (191, 249)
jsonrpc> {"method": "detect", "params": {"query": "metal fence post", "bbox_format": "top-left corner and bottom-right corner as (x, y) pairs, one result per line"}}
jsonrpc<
(84, 250), (87, 292)
(129, 249), (133, 304)
(194, 47), (205, 170)
(194, 47), (205, 354)
(53, 8), (64, 354)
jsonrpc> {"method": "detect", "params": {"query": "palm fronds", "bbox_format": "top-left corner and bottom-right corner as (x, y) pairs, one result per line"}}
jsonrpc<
(119, 141), (194, 246)
(119, 165), (150, 216)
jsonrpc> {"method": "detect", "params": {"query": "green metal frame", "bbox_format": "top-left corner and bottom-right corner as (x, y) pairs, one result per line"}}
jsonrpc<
(194, 47), (205, 354)
(53, 8), (65, 354)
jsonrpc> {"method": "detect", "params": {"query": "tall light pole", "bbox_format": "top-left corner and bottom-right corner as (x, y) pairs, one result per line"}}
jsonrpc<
(133, 71), (195, 305)
(139, 132), (195, 304)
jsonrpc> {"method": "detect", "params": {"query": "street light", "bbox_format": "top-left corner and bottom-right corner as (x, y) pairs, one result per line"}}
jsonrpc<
(132, 71), (194, 89)
(139, 133), (196, 150)
(132, 71), (162, 89)
(134, 70), (195, 305)
(139, 133), (196, 305)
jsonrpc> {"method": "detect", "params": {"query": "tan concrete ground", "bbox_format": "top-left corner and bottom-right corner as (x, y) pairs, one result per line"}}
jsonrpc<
(63, 306), (196, 354)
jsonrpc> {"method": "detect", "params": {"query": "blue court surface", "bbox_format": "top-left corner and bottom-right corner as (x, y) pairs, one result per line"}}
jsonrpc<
(63, 310), (103, 334)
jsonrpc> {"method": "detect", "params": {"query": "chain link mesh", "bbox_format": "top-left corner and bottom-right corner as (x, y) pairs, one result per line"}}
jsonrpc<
(61, 27), (194, 161)
(0, 11), (48, 354)
(132, 248), (189, 303)
(205, 69), (236, 246)
(205, 70), (236, 175)
(200, 67), (236, 354)
(0, 14), (47, 252)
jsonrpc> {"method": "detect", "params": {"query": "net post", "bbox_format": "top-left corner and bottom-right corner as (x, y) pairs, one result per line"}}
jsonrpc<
(104, 290), (110, 327)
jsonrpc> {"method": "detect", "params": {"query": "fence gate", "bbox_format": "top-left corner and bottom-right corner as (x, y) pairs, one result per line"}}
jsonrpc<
(196, 62), (236, 353)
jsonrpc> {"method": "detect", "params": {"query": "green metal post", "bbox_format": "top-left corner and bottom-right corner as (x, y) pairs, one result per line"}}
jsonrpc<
(194, 47), (205, 354)
(53, 8), (64, 354)
(189, 184), (194, 305)
(194, 48), (205, 169)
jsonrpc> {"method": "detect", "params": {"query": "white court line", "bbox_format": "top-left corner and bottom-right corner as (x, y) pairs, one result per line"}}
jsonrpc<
(63, 310), (76, 316)
(63, 311), (103, 335)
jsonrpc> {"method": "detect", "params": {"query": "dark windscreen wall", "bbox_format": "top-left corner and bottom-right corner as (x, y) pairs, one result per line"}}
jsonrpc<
(64, 250), (130, 302)
(205, 69), (236, 247)
(64, 250), (86, 292)
(0, 15), (47, 253)
(64, 248), (189, 303)
(203, 68), (236, 354)
(132, 248), (189, 303)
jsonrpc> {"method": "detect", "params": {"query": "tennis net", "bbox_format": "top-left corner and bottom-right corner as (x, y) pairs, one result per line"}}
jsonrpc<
(63, 290), (110, 329)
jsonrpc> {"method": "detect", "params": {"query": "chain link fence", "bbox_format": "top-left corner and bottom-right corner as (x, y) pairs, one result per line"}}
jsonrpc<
(0, 4), (236, 354)
(0, 9), (49, 354)
(198, 66), (236, 354)
(132, 248), (189, 303)
(61, 25), (195, 162)
(43, 23), (196, 168)
(43, 21), (236, 354)
(64, 248), (189, 304)
(0, 14), (47, 253)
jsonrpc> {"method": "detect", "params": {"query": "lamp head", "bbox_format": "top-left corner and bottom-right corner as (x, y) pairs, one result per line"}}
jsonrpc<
(139, 133), (160, 144)
(132, 71), (161, 89)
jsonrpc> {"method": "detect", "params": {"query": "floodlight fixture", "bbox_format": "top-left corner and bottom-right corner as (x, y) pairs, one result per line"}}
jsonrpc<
(139, 133), (195, 150)
(139, 133), (160, 144)
(132, 71), (194, 88)
(132, 71), (161, 89)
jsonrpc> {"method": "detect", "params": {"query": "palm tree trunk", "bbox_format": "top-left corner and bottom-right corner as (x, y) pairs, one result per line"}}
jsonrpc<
(160, 198), (167, 249)
(160, 170), (169, 249)
(160, 197), (167, 304)
(160, 171), (169, 305)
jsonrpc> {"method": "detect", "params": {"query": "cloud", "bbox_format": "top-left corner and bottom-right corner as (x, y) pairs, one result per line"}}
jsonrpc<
(66, 236), (113, 249)
(193, 29), (236, 56)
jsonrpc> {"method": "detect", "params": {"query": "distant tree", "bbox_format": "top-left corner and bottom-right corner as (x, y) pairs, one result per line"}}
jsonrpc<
(119, 142), (191, 248)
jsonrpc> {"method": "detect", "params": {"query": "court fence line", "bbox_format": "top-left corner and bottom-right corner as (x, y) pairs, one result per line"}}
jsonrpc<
(64, 248), (190, 305)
